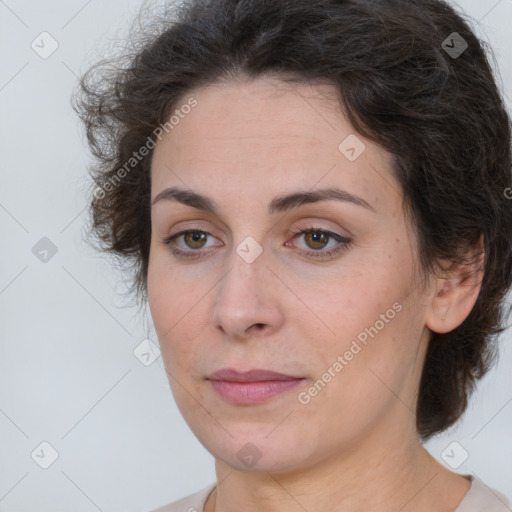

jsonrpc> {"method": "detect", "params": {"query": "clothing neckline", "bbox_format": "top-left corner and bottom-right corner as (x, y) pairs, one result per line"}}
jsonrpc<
(196, 474), (478, 512)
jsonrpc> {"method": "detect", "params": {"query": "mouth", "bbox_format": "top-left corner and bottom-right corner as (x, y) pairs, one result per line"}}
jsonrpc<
(207, 368), (306, 405)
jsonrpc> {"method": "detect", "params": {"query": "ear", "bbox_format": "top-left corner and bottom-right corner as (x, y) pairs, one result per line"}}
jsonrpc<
(425, 235), (485, 334)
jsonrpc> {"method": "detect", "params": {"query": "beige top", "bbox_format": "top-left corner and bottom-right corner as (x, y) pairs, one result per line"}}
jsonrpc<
(148, 475), (512, 512)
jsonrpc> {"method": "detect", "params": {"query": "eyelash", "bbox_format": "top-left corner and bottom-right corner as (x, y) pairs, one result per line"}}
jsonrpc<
(162, 226), (351, 260)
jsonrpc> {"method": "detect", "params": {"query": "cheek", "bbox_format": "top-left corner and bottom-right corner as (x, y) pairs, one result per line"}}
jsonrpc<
(148, 243), (198, 332)
(147, 249), (215, 374)
(147, 252), (188, 359)
(296, 248), (418, 380)
(307, 293), (425, 426)
(295, 261), (402, 342)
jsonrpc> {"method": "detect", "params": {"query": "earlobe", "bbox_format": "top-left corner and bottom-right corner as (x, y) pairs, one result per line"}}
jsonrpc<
(425, 236), (485, 334)
(426, 280), (454, 334)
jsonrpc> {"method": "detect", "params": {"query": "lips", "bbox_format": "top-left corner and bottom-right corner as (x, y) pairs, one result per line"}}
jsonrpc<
(207, 368), (305, 404)
(208, 368), (302, 382)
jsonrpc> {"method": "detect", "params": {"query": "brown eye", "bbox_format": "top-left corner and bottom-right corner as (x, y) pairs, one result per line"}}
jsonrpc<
(303, 231), (330, 250)
(183, 231), (208, 249)
(162, 229), (222, 259)
(289, 227), (351, 260)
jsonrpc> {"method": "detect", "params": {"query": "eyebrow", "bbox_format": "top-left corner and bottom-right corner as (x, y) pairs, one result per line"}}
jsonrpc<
(151, 186), (376, 214)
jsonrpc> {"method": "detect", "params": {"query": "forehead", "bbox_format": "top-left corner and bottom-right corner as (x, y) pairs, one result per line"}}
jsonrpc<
(151, 77), (398, 214)
(157, 77), (346, 157)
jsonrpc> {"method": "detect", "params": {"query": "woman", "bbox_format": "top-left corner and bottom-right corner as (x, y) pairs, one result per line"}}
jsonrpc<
(75, 0), (512, 510)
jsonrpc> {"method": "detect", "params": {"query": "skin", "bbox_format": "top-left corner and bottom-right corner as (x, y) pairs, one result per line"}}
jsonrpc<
(147, 76), (483, 512)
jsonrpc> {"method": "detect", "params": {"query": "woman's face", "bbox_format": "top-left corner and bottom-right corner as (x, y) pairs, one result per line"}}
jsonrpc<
(148, 77), (435, 472)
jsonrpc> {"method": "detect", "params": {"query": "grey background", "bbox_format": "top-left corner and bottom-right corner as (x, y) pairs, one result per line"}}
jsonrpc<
(0, 1), (511, 510)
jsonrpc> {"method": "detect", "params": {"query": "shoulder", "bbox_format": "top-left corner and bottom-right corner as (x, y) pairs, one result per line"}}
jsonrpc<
(455, 475), (512, 512)
(146, 484), (216, 512)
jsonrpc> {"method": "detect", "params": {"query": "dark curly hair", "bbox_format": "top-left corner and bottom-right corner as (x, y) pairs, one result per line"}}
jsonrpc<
(73, 0), (512, 440)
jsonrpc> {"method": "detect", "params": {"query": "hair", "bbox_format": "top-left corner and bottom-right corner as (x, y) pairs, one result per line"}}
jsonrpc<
(74, 0), (512, 440)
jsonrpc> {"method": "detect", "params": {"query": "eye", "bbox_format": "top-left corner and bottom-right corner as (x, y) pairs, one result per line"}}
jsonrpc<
(288, 226), (351, 259)
(162, 229), (221, 259)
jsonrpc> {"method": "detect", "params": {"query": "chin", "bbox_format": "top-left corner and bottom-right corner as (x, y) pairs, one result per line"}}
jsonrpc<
(194, 422), (320, 473)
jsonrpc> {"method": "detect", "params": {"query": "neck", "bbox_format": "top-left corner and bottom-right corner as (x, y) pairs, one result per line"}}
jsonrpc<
(204, 420), (470, 512)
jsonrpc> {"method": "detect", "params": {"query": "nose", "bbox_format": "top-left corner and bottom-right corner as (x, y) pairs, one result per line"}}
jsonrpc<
(211, 254), (285, 340)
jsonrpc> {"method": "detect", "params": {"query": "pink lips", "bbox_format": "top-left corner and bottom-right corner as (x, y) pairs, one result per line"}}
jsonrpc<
(207, 368), (305, 405)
